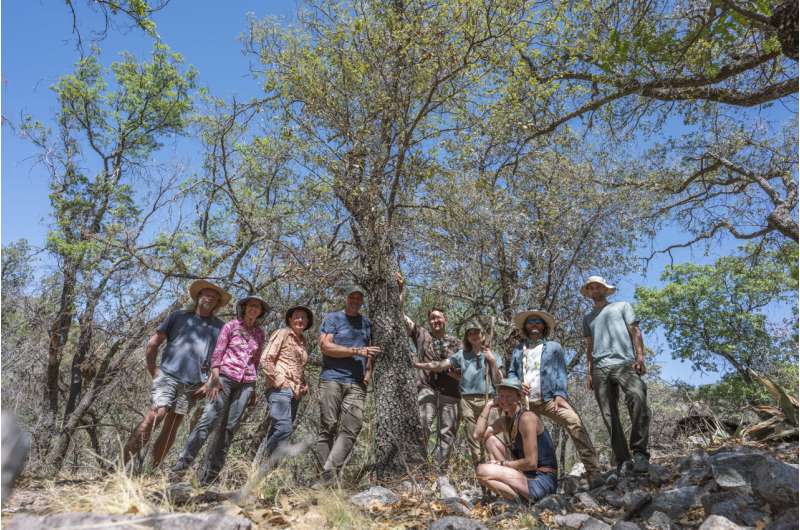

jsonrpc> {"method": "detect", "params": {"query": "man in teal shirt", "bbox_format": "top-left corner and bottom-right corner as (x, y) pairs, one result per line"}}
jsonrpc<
(582, 275), (651, 474)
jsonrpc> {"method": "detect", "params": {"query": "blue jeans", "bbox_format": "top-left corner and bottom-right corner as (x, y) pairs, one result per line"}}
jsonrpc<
(265, 388), (300, 455)
(526, 471), (558, 501)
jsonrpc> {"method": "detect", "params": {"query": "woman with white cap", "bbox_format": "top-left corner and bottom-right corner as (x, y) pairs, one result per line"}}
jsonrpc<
(414, 321), (503, 466)
(507, 310), (602, 488)
(473, 378), (558, 502)
(172, 295), (268, 484)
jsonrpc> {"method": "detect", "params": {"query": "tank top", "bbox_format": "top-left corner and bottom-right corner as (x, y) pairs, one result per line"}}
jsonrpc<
(508, 411), (558, 478)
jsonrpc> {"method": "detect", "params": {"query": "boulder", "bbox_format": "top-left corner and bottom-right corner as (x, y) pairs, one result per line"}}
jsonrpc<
(708, 449), (765, 495)
(647, 464), (670, 486)
(576, 492), (601, 510)
(677, 449), (709, 472)
(702, 492), (768, 527)
(4, 512), (252, 530)
(429, 516), (489, 530)
(645, 511), (672, 530)
(765, 507), (799, 530)
(535, 493), (567, 513)
(612, 522), (641, 530)
(645, 486), (704, 519)
(1, 414), (30, 506)
(752, 458), (799, 509)
(603, 491), (624, 509)
(697, 514), (751, 530)
(582, 517), (612, 530)
(554, 513), (591, 528)
(349, 486), (400, 509)
(622, 491), (651, 512)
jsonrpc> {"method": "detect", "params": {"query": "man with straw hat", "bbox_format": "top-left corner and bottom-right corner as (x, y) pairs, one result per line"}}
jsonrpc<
(123, 279), (230, 468)
(581, 275), (651, 474)
(508, 309), (602, 488)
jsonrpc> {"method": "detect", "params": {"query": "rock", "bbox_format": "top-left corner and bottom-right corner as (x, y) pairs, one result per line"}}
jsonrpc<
(437, 475), (458, 499)
(645, 486), (704, 519)
(709, 450), (766, 495)
(1, 414), (30, 506)
(562, 475), (582, 496)
(166, 483), (193, 505)
(677, 449), (709, 472)
(535, 493), (567, 513)
(576, 492), (601, 510)
(697, 515), (750, 530)
(349, 486), (400, 509)
(554, 513), (591, 528)
(766, 507), (799, 530)
(613, 522), (641, 530)
(603, 491), (624, 509)
(645, 511), (672, 530)
(675, 465), (712, 487)
(440, 497), (471, 516)
(702, 492), (767, 527)
(582, 517), (612, 530)
(397, 480), (415, 494)
(569, 462), (587, 476)
(752, 456), (799, 509)
(647, 463), (670, 486)
(429, 516), (489, 530)
(459, 487), (482, 507)
(5, 513), (252, 530)
(622, 491), (651, 512)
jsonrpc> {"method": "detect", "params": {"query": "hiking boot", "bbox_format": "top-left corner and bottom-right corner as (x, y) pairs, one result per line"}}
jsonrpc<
(632, 453), (649, 474)
(311, 470), (335, 490)
(586, 472), (605, 490)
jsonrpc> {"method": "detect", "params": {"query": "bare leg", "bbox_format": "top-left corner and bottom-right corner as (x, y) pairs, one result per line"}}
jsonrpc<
(476, 463), (531, 500)
(484, 435), (508, 462)
(151, 411), (184, 468)
(123, 407), (168, 464)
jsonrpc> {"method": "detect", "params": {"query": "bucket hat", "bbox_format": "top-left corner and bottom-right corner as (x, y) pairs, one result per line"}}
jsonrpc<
(580, 275), (617, 297)
(285, 305), (314, 331)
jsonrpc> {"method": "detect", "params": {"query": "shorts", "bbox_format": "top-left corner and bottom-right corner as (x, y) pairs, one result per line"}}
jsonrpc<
(150, 371), (203, 416)
(526, 471), (558, 501)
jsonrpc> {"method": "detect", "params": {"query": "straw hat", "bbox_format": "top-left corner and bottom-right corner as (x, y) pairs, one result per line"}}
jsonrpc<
(188, 279), (231, 309)
(580, 275), (617, 297)
(513, 310), (556, 336)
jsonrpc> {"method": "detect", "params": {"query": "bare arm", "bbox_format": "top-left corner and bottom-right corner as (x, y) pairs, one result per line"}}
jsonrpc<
(472, 399), (498, 441)
(413, 358), (452, 373)
(585, 336), (594, 390)
(504, 413), (539, 471)
(485, 350), (502, 385)
(628, 323), (646, 374)
(145, 331), (167, 378)
(320, 333), (381, 358)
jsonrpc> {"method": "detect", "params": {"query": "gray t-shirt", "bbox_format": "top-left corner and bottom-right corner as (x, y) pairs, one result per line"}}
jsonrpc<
(157, 310), (225, 384)
(583, 301), (637, 369)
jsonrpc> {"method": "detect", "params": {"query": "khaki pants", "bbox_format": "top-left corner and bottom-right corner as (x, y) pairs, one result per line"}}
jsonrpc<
(418, 386), (459, 471)
(459, 394), (498, 466)
(529, 398), (599, 474)
(315, 380), (366, 473)
(592, 363), (651, 465)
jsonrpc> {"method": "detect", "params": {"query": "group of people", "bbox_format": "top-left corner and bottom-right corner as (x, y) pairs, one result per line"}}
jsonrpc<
(122, 273), (651, 505)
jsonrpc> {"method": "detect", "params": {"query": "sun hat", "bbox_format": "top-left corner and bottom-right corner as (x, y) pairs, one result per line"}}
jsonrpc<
(236, 295), (269, 323)
(285, 305), (314, 331)
(188, 279), (232, 309)
(512, 310), (556, 336)
(580, 275), (617, 297)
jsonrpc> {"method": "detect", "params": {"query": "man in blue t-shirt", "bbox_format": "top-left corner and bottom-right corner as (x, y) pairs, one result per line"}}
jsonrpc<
(123, 279), (229, 469)
(314, 284), (381, 485)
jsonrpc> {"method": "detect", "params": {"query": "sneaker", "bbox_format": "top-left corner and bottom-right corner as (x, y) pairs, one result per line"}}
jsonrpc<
(632, 453), (649, 474)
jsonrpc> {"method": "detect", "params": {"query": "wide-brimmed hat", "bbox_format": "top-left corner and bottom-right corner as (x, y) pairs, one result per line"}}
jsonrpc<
(513, 310), (556, 336)
(188, 279), (231, 309)
(463, 320), (484, 335)
(236, 295), (269, 323)
(285, 305), (314, 331)
(580, 275), (617, 297)
(496, 378), (525, 396)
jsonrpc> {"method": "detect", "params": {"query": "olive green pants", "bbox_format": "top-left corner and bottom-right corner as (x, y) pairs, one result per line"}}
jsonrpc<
(315, 380), (366, 474)
(592, 363), (651, 465)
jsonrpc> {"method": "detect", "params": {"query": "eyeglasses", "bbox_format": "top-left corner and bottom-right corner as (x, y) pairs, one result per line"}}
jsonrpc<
(525, 318), (545, 325)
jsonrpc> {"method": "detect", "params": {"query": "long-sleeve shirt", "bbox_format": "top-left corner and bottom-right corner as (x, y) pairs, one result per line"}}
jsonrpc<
(210, 319), (266, 383)
(507, 339), (568, 402)
(260, 327), (309, 397)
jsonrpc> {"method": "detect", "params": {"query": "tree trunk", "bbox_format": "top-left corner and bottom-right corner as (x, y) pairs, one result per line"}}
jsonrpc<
(45, 260), (79, 419)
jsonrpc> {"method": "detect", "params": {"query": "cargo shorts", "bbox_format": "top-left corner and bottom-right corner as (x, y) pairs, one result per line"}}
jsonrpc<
(150, 371), (203, 416)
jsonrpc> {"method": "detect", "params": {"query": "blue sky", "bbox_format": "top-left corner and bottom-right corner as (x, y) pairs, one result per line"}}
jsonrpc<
(2, 1), (792, 387)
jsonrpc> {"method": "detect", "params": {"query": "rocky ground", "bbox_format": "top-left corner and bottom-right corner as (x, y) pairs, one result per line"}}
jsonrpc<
(2, 439), (797, 529)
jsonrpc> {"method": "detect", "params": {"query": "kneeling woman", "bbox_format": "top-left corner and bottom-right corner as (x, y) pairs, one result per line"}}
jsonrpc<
(473, 379), (558, 502)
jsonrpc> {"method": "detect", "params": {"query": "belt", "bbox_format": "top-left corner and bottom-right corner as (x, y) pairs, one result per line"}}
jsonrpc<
(536, 466), (557, 474)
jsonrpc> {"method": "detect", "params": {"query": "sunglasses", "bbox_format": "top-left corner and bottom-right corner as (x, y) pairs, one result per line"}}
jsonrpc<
(525, 318), (545, 325)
